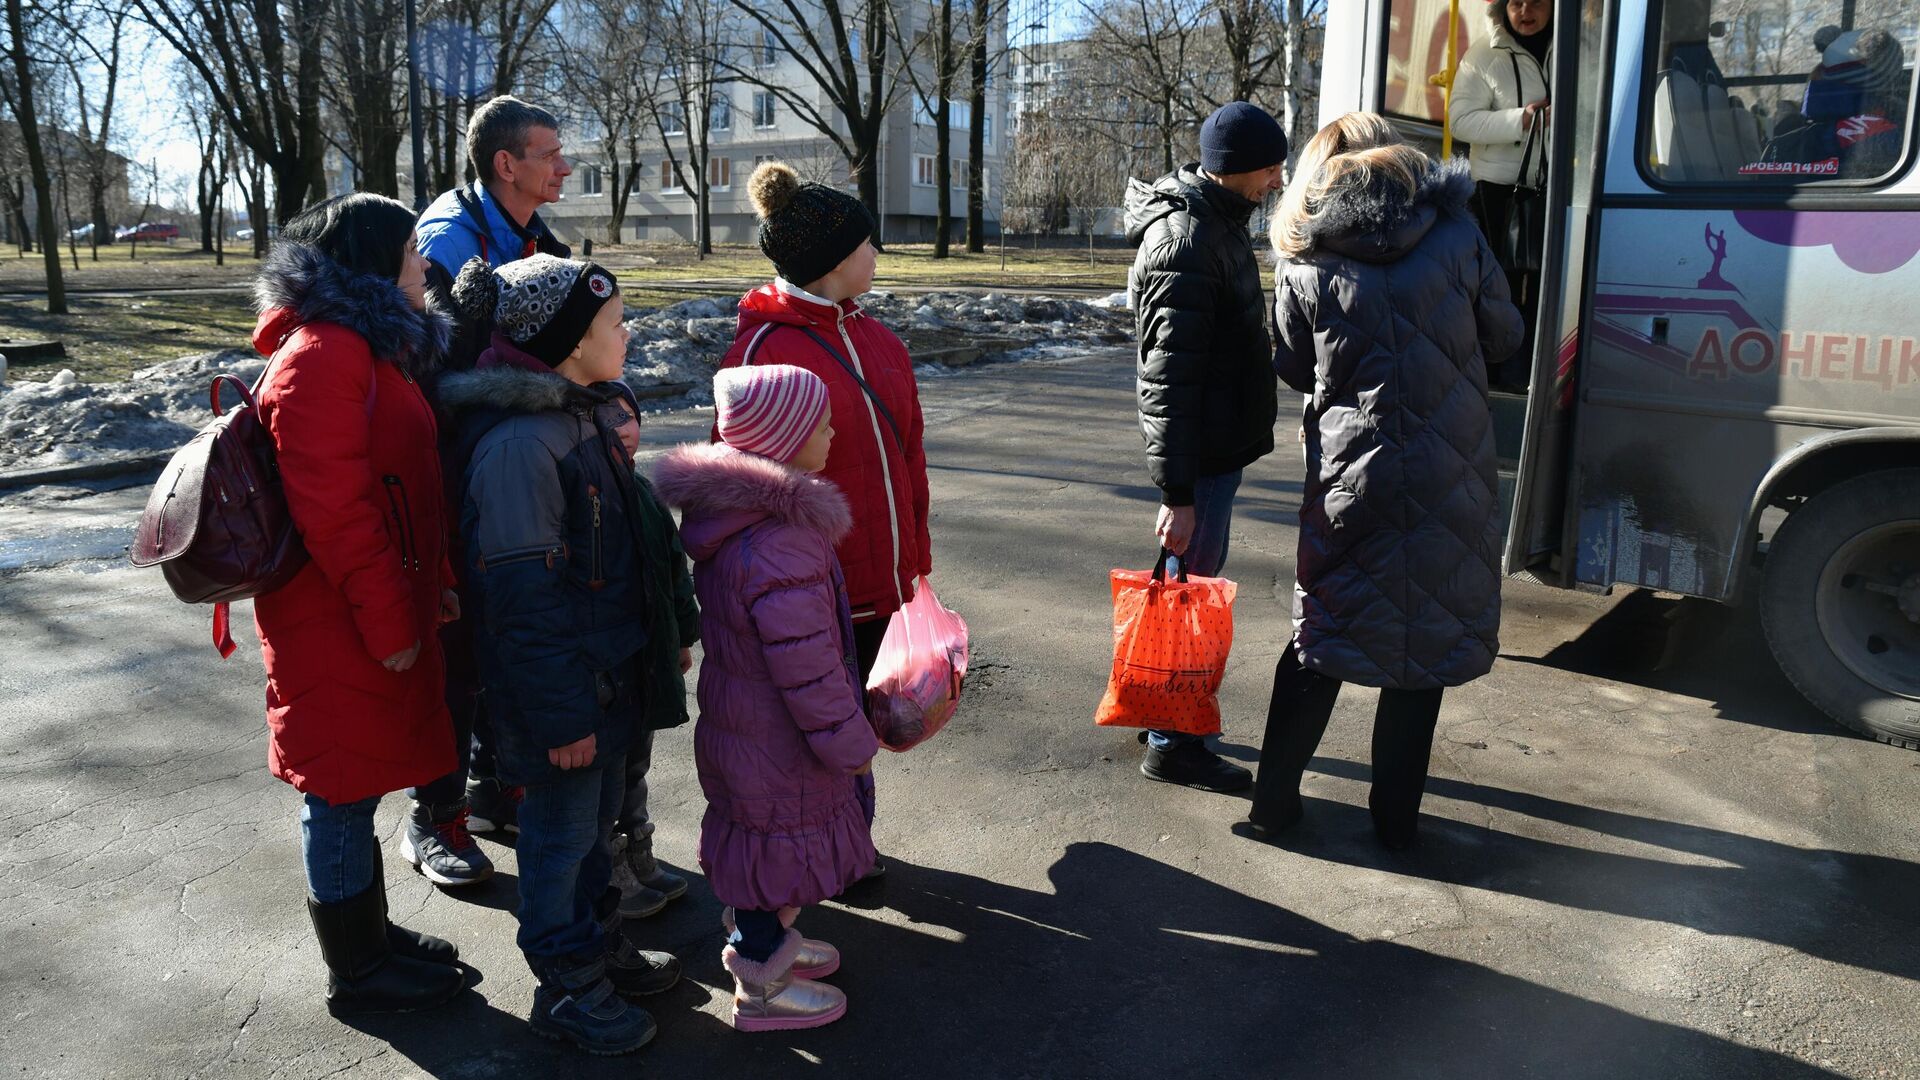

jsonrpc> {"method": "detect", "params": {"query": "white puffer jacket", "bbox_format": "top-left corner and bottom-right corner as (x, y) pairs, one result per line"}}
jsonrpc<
(1448, 8), (1552, 187)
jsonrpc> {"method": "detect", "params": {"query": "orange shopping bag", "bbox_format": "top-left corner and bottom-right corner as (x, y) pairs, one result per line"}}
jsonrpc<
(1095, 549), (1236, 736)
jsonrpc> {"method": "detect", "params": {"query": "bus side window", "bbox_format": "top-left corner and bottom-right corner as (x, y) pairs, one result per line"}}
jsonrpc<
(1646, 0), (1918, 185)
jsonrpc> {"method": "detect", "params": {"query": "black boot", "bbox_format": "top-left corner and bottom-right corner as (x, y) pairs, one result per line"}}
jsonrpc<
(371, 847), (460, 966)
(1141, 739), (1252, 792)
(1247, 646), (1341, 835)
(597, 889), (681, 997)
(1367, 687), (1443, 851)
(308, 879), (465, 1016)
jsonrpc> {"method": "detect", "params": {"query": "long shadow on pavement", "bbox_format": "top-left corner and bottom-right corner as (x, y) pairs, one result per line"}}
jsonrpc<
(1284, 762), (1920, 987)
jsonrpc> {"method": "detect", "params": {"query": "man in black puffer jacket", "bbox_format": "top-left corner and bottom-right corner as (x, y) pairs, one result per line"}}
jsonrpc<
(1124, 101), (1288, 793)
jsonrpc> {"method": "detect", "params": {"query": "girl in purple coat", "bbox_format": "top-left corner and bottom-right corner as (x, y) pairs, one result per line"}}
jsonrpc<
(653, 364), (878, 1032)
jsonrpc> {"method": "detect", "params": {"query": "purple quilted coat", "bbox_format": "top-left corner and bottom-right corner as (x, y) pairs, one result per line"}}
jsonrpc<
(652, 442), (878, 911)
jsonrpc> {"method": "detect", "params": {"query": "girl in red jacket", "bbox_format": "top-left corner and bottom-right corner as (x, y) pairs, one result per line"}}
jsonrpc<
(250, 194), (465, 1016)
(718, 163), (933, 878)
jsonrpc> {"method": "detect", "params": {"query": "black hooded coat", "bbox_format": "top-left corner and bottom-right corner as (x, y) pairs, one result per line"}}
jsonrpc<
(1272, 158), (1524, 690)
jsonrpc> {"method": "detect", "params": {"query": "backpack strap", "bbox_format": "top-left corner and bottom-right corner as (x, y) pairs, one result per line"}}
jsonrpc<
(212, 351), (379, 658)
(743, 321), (904, 452)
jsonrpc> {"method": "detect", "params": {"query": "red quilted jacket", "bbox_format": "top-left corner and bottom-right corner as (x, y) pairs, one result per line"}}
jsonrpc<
(248, 243), (456, 805)
(718, 283), (932, 623)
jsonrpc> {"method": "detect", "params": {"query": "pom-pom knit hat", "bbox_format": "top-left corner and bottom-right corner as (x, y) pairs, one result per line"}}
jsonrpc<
(747, 161), (880, 289)
(714, 364), (830, 464)
(450, 252), (620, 368)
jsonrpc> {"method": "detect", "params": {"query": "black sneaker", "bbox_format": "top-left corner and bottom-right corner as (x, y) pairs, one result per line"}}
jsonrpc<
(465, 776), (523, 834)
(399, 802), (494, 887)
(529, 959), (656, 1056)
(1141, 741), (1253, 793)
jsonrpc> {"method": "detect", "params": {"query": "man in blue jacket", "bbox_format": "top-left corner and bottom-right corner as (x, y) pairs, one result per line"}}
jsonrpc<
(401, 95), (576, 890)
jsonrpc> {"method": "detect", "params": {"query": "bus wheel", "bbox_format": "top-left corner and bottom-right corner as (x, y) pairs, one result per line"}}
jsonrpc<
(1761, 467), (1920, 749)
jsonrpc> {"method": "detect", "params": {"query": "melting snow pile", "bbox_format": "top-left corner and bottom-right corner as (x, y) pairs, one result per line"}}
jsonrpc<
(0, 292), (1133, 471)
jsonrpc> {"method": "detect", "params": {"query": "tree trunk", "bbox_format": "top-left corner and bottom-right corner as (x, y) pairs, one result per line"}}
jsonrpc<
(965, 0), (987, 252)
(933, 0), (953, 259)
(697, 127), (712, 255)
(6, 0), (65, 312)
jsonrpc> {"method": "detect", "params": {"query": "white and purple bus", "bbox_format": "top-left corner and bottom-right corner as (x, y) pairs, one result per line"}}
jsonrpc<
(1322, 0), (1920, 746)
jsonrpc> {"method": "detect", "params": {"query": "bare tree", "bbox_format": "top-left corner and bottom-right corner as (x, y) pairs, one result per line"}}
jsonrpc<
(654, 0), (729, 255)
(325, 0), (405, 196)
(1079, 0), (1204, 174)
(184, 73), (229, 252)
(137, 0), (330, 224)
(554, 0), (665, 243)
(1, 0), (68, 310)
(48, 0), (134, 254)
(890, 0), (965, 255)
(720, 0), (909, 219)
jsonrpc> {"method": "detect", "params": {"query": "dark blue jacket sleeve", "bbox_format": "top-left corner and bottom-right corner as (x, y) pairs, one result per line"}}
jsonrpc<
(466, 435), (599, 751)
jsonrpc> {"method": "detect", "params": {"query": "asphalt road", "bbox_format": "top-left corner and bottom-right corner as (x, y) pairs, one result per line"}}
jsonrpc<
(2, 348), (1916, 1079)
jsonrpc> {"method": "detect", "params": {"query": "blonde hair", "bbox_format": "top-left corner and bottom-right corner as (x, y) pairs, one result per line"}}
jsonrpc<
(1271, 112), (1431, 258)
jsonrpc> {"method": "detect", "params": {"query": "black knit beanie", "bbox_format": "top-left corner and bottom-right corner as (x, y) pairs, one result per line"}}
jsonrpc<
(450, 253), (620, 368)
(1199, 101), (1290, 176)
(748, 161), (879, 288)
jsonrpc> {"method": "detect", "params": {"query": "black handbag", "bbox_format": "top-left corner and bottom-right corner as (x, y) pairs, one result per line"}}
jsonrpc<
(1502, 52), (1547, 274)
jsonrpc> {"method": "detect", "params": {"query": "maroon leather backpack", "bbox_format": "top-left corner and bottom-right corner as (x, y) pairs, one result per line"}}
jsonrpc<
(131, 370), (313, 657)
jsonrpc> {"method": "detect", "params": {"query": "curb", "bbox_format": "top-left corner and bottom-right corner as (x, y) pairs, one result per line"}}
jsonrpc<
(0, 451), (171, 491)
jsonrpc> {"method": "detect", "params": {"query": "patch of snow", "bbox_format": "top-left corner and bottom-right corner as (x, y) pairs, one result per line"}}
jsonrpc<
(0, 290), (1135, 469)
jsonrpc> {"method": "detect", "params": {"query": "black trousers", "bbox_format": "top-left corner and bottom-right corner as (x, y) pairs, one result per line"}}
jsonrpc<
(1248, 645), (1444, 840)
(853, 618), (889, 685)
(1471, 180), (1539, 390)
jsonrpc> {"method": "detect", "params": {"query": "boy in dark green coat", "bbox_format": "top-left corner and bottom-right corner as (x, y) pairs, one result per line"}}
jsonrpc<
(606, 382), (702, 918)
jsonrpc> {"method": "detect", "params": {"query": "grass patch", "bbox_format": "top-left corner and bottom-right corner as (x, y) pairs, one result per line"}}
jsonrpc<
(0, 291), (257, 383)
(611, 241), (1129, 309)
(0, 240), (1133, 384)
(0, 243), (260, 289)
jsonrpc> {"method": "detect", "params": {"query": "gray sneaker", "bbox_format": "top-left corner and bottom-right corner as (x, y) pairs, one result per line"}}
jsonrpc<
(399, 801), (494, 887)
(623, 832), (689, 905)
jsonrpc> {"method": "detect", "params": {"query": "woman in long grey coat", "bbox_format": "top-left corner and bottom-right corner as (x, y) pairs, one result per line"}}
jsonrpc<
(1248, 113), (1524, 849)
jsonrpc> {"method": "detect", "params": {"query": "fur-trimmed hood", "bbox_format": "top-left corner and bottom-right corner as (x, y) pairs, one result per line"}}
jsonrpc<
(251, 241), (452, 376)
(652, 442), (852, 560)
(430, 364), (615, 418)
(1300, 157), (1476, 264)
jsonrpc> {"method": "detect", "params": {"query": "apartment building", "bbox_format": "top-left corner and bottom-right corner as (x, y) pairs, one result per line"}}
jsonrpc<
(540, 7), (1012, 247)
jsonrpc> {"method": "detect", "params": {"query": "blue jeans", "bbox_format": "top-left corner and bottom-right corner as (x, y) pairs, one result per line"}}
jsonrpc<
(300, 793), (381, 903)
(516, 755), (626, 971)
(1149, 469), (1243, 753)
(730, 908), (787, 963)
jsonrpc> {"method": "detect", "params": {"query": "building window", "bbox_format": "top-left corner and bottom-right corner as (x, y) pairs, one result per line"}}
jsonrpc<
(660, 101), (685, 135)
(952, 159), (968, 189)
(753, 91), (777, 129)
(582, 165), (603, 196)
(913, 154), (936, 187)
(660, 159), (686, 193)
(708, 156), (732, 191)
(710, 94), (732, 132)
(757, 27), (777, 66)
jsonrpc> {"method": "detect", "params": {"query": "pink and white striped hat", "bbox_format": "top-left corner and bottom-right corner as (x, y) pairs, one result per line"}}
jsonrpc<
(713, 364), (830, 464)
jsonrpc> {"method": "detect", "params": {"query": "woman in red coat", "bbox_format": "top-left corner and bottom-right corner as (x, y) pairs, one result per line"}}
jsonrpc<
(250, 194), (466, 1016)
(716, 163), (934, 883)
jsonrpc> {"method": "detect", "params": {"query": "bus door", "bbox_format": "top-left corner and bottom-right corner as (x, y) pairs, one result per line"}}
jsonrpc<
(1355, 0), (1604, 583)
(1566, 0), (1920, 603)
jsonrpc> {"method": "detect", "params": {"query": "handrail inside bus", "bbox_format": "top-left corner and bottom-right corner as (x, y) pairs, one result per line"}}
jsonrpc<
(1428, 0), (1462, 157)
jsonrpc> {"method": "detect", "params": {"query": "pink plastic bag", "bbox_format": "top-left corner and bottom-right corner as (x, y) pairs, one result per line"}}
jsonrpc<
(864, 576), (970, 751)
